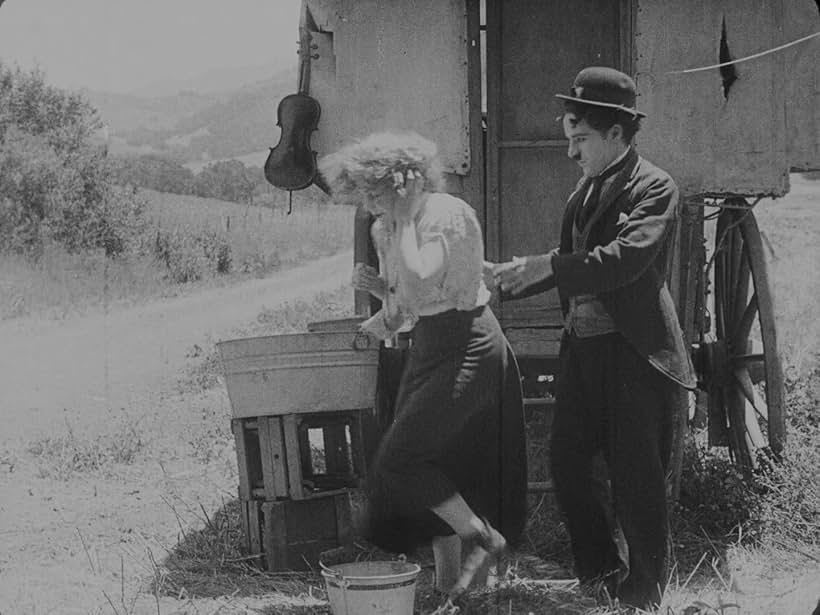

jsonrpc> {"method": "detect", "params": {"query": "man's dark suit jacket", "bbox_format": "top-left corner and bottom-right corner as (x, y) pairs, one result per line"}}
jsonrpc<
(513, 147), (696, 389)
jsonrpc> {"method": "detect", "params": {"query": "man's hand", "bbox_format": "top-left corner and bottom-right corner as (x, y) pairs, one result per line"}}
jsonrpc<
(482, 260), (498, 292)
(493, 254), (553, 296)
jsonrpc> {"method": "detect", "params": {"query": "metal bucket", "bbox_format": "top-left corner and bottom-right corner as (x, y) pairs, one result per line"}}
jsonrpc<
(321, 559), (421, 615)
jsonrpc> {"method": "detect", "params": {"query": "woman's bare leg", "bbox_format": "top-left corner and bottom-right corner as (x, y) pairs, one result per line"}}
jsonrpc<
(462, 535), (494, 587)
(431, 535), (461, 593)
(430, 493), (484, 537)
(430, 493), (506, 600)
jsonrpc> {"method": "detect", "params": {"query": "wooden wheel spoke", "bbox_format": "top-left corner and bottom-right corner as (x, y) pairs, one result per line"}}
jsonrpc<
(708, 208), (785, 467)
(714, 215), (732, 339)
(732, 352), (764, 363)
(724, 216), (740, 307)
(743, 398), (767, 450)
(731, 292), (757, 347)
(713, 261), (726, 338)
(715, 287), (727, 339)
(732, 250), (751, 324)
(733, 368), (769, 421)
(732, 338), (765, 383)
(726, 387), (754, 469)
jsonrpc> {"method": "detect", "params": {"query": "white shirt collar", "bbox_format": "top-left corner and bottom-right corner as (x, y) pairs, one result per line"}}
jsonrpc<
(597, 146), (630, 178)
(583, 147), (631, 206)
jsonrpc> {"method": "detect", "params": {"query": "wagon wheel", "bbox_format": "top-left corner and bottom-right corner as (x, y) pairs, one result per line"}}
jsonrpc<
(702, 200), (785, 476)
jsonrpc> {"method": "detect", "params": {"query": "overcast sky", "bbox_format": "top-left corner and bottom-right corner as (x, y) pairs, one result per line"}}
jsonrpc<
(0, 0), (300, 94)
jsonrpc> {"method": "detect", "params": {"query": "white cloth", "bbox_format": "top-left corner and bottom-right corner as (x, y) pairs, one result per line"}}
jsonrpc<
(362, 193), (490, 340)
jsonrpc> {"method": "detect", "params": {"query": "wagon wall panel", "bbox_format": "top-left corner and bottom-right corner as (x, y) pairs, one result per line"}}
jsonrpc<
(305, 0), (471, 176)
(636, 0), (791, 196)
(784, 1), (820, 172)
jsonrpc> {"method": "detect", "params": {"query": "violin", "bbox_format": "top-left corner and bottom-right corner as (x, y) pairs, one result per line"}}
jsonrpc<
(265, 28), (321, 192)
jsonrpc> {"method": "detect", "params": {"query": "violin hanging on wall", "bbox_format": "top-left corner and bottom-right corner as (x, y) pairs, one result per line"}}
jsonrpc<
(264, 28), (321, 192)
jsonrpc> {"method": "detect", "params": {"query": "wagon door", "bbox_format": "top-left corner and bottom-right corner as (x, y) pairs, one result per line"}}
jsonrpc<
(484, 0), (633, 330)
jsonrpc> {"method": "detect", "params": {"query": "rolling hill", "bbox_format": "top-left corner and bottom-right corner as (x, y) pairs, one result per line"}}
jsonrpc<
(87, 65), (297, 164)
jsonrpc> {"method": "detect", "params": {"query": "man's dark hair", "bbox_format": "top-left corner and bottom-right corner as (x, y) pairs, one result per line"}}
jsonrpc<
(563, 101), (641, 143)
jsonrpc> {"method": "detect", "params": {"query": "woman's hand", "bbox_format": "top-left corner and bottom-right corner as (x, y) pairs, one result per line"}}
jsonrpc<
(359, 308), (405, 340)
(393, 168), (425, 224)
(351, 263), (387, 299)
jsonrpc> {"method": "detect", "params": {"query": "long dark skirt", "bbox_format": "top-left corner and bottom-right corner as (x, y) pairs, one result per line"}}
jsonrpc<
(365, 305), (527, 554)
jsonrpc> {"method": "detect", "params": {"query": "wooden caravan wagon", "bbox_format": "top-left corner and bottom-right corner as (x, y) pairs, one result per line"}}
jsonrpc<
(237, 0), (820, 569)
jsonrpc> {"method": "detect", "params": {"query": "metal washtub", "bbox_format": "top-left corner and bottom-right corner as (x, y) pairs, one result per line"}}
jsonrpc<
(217, 329), (379, 418)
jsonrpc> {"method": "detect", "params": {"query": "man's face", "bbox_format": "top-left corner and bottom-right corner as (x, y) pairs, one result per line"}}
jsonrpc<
(563, 113), (623, 178)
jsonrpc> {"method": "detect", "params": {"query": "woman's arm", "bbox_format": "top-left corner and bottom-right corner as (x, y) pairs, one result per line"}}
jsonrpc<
(395, 215), (446, 296)
(392, 171), (446, 300)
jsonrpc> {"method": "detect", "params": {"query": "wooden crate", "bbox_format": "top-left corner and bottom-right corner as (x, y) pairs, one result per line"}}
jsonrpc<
(233, 416), (287, 500)
(240, 493), (353, 572)
(233, 412), (367, 501)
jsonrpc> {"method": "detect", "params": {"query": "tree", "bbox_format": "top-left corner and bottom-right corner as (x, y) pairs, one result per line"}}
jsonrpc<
(0, 65), (99, 153)
(0, 63), (145, 257)
(110, 154), (195, 194)
(194, 159), (262, 204)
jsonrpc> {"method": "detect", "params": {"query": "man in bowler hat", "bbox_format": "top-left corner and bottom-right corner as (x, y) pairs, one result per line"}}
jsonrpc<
(494, 66), (696, 609)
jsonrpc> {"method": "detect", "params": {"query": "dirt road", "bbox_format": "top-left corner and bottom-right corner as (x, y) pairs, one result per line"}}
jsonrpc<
(0, 251), (354, 615)
(0, 250), (353, 449)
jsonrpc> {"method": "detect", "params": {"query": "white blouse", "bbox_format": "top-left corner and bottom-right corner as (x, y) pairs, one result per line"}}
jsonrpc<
(364, 193), (490, 339)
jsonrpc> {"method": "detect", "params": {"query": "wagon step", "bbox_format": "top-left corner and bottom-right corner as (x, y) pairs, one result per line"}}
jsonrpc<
(523, 397), (555, 408)
(527, 480), (554, 493)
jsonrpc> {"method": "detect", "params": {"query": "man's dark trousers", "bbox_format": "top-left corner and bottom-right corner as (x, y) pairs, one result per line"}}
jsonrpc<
(551, 331), (675, 609)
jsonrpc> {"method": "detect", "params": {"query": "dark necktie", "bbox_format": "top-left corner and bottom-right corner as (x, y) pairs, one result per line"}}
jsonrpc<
(576, 176), (604, 231)
(575, 150), (631, 231)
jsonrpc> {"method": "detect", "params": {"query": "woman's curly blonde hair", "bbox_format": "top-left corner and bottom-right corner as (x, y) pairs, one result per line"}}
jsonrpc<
(318, 131), (445, 211)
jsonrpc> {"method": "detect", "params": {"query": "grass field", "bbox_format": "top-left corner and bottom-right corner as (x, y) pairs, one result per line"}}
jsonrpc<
(0, 188), (355, 321)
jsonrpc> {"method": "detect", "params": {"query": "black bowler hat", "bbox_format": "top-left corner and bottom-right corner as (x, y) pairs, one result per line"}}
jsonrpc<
(555, 66), (646, 118)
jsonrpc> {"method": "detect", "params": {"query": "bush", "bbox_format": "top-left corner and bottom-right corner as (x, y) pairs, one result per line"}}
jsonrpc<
(110, 153), (196, 195)
(677, 440), (765, 541)
(0, 128), (61, 255)
(153, 227), (232, 283)
(47, 155), (149, 257)
(193, 159), (262, 204)
(0, 65), (99, 153)
(676, 372), (820, 547)
(0, 64), (148, 259)
(754, 372), (820, 545)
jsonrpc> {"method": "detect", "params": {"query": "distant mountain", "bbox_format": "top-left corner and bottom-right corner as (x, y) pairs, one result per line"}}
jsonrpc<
(165, 67), (295, 159)
(88, 66), (298, 164)
(84, 89), (219, 134)
(129, 61), (294, 98)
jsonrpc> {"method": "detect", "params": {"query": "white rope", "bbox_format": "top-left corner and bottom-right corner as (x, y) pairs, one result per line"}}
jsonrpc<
(667, 31), (820, 74)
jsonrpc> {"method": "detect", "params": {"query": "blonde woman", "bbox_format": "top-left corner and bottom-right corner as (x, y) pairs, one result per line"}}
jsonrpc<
(320, 132), (526, 609)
